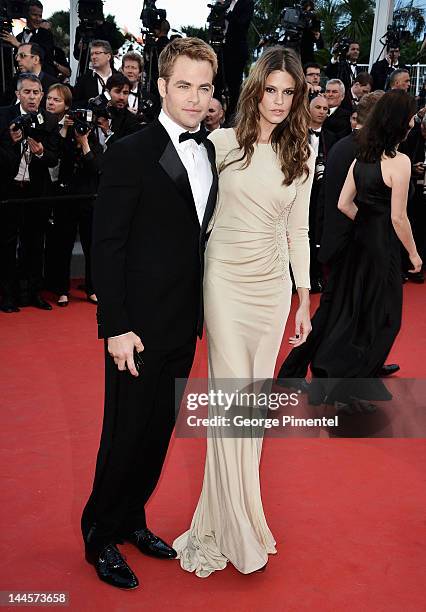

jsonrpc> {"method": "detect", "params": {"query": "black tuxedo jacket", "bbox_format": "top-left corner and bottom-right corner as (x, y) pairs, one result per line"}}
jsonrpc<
(0, 104), (59, 196)
(73, 71), (117, 107)
(323, 105), (352, 140)
(370, 59), (407, 91)
(16, 28), (55, 74)
(317, 131), (356, 265)
(107, 108), (143, 148)
(92, 119), (218, 349)
(325, 60), (361, 94)
(225, 0), (254, 53)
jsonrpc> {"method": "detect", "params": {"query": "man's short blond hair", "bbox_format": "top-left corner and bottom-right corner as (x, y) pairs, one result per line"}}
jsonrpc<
(158, 37), (218, 81)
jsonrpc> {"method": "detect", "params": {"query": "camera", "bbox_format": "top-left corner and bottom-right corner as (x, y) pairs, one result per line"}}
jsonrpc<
(207, 0), (232, 49)
(384, 23), (410, 49)
(0, 0), (27, 36)
(88, 91), (112, 120)
(332, 36), (352, 58)
(266, 2), (320, 51)
(77, 0), (104, 39)
(67, 109), (94, 135)
(11, 112), (44, 138)
(141, 0), (166, 33)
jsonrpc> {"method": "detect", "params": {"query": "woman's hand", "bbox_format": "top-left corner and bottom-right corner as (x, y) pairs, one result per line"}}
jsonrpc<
(408, 252), (422, 274)
(289, 303), (312, 347)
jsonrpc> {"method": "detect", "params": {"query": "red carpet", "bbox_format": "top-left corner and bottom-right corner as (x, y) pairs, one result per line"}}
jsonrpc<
(1, 284), (425, 611)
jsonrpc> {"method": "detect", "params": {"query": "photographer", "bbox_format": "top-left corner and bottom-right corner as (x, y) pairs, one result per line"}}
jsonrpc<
(307, 93), (337, 292)
(371, 45), (407, 91)
(95, 73), (142, 151)
(0, 1), (55, 75)
(325, 39), (361, 97)
(214, 0), (255, 122)
(323, 78), (351, 139)
(299, 1), (324, 65)
(121, 52), (144, 117)
(40, 20), (72, 82)
(74, 16), (124, 76)
(44, 84), (102, 307)
(304, 62), (322, 95)
(0, 73), (59, 313)
(73, 40), (117, 108)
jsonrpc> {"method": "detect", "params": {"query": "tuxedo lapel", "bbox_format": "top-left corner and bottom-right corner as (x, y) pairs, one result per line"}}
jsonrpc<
(200, 137), (218, 238)
(159, 139), (199, 227)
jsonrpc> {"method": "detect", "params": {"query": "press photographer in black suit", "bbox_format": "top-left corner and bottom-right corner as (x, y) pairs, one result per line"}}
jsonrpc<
(323, 78), (351, 139)
(121, 52), (145, 119)
(217, 0), (254, 122)
(299, 1), (324, 64)
(0, 1), (55, 75)
(73, 40), (116, 108)
(0, 73), (59, 313)
(326, 39), (361, 97)
(371, 45), (407, 91)
(74, 18), (124, 77)
(81, 37), (219, 589)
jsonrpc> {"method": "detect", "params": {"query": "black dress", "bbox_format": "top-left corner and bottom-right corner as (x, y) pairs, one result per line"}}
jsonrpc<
(310, 160), (402, 402)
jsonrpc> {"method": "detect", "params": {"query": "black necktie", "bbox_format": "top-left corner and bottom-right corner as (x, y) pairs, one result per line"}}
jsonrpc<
(179, 127), (207, 145)
(309, 129), (320, 138)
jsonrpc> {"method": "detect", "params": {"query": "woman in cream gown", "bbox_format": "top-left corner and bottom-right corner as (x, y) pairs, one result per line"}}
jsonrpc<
(173, 47), (314, 577)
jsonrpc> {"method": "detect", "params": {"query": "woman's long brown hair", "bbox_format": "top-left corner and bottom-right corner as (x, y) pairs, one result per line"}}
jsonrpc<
(221, 46), (311, 185)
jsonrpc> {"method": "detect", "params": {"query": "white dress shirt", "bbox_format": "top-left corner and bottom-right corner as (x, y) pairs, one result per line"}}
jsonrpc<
(309, 126), (322, 157)
(15, 105), (31, 182)
(159, 109), (212, 225)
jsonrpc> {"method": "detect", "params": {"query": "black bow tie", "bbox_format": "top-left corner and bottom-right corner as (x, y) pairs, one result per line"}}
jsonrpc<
(179, 127), (207, 145)
(309, 129), (320, 137)
(129, 91), (138, 96)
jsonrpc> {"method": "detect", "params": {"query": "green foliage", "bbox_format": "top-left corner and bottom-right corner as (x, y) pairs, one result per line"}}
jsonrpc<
(181, 26), (209, 42)
(47, 10), (70, 57)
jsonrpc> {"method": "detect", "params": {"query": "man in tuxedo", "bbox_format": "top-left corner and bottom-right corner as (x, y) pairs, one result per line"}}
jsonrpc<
(389, 68), (411, 93)
(0, 1), (55, 75)
(323, 79), (351, 139)
(0, 73), (59, 313)
(371, 46), (406, 91)
(218, 0), (254, 122)
(277, 90), (399, 384)
(204, 97), (224, 132)
(325, 40), (361, 95)
(307, 94), (337, 292)
(95, 73), (142, 151)
(121, 52), (144, 119)
(304, 62), (323, 95)
(344, 72), (373, 111)
(73, 40), (116, 108)
(81, 37), (219, 590)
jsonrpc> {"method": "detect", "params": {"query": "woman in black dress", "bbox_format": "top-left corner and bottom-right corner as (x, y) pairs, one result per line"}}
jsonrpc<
(310, 90), (422, 409)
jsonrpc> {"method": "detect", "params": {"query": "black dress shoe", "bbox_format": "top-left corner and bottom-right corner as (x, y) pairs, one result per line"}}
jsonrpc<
(407, 271), (424, 284)
(30, 295), (52, 310)
(379, 363), (400, 377)
(85, 544), (139, 590)
(0, 298), (20, 313)
(124, 528), (177, 559)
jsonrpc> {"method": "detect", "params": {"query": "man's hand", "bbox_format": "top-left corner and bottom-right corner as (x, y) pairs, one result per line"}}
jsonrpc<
(413, 161), (425, 176)
(289, 304), (312, 347)
(9, 125), (22, 143)
(27, 137), (44, 156)
(97, 116), (110, 134)
(0, 31), (19, 47)
(108, 332), (144, 377)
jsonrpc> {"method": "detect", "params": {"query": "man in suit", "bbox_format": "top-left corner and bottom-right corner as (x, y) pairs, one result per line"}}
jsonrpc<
(277, 90), (399, 385)
(81, 37), (219, 590)
(203, 97), (224, 132)
(344, 72), (373, 111)
(95, 73), (142, 151)
(371, 46), (406, 91)
(307, 94), (337, 292)
(323, 78), (351, 140)
(73, 40), (116, 108)
(325, 40), (361, 95)
(304, 62), (323, 95)
(1, 43), (58, 105)
(0, 73), (59, 313)
(0, 1), (55, 75)
(121, 52), (145, 120)
(217, 0), (254, 122)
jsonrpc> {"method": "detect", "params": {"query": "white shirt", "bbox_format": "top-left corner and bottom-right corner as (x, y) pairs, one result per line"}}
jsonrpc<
(15, 105), (31, 182)
(328, 105), (338, 116)
(93, 70), (112, 95)
(309, 126), (322, 157)
(159, 109), (212, 225)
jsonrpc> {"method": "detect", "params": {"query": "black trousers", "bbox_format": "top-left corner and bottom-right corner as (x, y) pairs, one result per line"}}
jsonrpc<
(0, 182), (49, 298)
(45, 191), (94, 295)
(81, 337), (197, 553)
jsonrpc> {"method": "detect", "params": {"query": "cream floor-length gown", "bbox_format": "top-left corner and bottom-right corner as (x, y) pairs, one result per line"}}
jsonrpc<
(173, 128), (314, 577)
